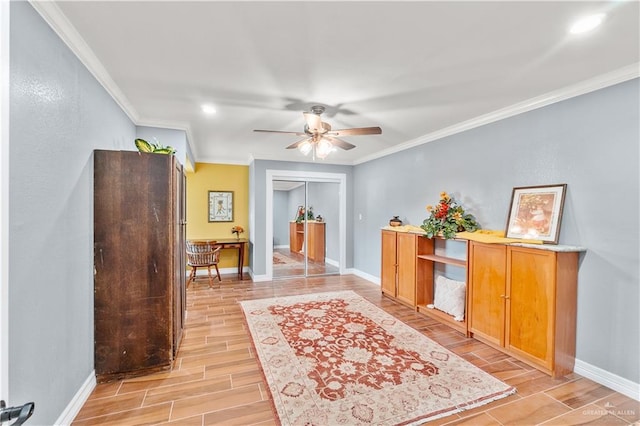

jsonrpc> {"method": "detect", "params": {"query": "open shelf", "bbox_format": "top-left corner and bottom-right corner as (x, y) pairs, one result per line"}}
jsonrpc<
(417, 254), (466, 267)
(416, 236), (470, 336)
(417, 304), (467, 335)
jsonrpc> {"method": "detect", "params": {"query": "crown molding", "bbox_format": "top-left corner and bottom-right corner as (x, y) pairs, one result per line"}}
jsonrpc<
(354, 63), (640, 165)
(29, 1), (139, 124)
(27, 1), (638, 168)
(196, 156), (253, 166)
(30, 1), (205, 163)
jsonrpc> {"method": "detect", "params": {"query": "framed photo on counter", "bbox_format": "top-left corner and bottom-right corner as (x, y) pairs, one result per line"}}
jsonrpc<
(505, 184), (567, 244)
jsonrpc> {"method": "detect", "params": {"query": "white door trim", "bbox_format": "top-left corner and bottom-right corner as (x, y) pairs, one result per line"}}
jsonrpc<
(0, 0), (10, 400)
(266, 169), (347, 281)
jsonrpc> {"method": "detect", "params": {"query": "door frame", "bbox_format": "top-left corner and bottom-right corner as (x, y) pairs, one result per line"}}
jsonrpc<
(1, 0), (10, 400)
(265, 169), (346, 280)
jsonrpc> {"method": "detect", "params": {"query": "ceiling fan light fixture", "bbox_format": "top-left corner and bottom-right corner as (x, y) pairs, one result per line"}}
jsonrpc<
(316, 138), (333, 159)
(299, 140), (313, 156)
(253, 104), (382, 160)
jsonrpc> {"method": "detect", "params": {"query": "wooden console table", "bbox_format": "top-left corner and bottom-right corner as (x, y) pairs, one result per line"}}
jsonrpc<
(192, 238), (247, 280)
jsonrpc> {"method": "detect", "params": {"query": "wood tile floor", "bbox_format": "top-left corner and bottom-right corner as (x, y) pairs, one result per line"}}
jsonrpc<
(73, 274), (639, 425)
(272, 248), (339, 279)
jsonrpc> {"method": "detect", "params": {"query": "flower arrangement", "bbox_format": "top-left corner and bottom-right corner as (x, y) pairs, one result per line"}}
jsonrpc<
(231, 225), (244, 238)
(421, 191), (479, 239)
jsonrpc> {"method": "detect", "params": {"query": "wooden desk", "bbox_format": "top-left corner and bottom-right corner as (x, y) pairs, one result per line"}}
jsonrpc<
(216, 238), (247, 280)
(192, 238), (247, 280)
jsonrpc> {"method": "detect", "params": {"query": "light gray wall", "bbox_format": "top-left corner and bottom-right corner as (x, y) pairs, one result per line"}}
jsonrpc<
(308, 182), (340, 262)
(273, 190), (289, 247)
(8, 3), (189, 423)
(8, 3), (135, 423)
(288, 185), (305, 221)
(353, 78), (640, 385)
(250, 160), (354, 275)
(285, 182), (340, 262)
(136, 125), (188, 168)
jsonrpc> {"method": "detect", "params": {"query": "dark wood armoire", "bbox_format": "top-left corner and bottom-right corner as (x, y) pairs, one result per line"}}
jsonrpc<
(93, 150), (186, 382)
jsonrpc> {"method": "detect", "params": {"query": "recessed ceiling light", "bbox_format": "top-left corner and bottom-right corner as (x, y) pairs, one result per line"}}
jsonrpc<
(569, 13), (605, 34)
(201, 104), (217, 115)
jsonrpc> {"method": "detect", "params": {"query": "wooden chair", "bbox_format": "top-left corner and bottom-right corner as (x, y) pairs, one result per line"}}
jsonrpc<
(186, 240), (221, 288)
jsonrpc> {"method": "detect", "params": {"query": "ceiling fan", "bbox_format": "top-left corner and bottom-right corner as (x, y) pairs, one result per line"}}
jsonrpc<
(253, 105), (382, 159)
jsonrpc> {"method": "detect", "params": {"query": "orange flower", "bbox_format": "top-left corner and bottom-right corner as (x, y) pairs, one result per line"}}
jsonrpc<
(231, 225), (244, 234)
(440, 191), (450, 201)
(426, 205), (434, 212)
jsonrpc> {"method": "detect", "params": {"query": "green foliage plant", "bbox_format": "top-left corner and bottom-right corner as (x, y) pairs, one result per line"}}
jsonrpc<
(421, 191), (479, 239)
(135, 138), (176, 155)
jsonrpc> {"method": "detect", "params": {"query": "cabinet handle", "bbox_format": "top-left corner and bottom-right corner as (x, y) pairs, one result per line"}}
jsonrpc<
(500, 294), (510, 299)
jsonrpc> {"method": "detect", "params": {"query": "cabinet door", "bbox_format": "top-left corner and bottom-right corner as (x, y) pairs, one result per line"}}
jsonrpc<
(507, 247), (556, 370)
(173, 161), (186, 356)
(380, 230), (397, 297)
(289, 222), (298, 252)
(307, 222), (317, 260)
(307, 222), (325, 263)
(396, 232), (417, 306)
(468, 242), (506, 347)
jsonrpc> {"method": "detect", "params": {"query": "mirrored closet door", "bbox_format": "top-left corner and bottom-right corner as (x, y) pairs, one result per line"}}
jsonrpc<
(272, 180), (340, 279)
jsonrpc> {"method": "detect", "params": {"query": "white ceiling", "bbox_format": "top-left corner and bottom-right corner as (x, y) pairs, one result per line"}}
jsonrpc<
(38, 1), (639, 165)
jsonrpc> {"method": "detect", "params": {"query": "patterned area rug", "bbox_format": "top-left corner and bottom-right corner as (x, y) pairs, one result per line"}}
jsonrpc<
(273, 251), (295, 265)
(240, 291), (515, 425)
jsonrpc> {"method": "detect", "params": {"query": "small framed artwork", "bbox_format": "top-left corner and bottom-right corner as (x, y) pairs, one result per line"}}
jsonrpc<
(208, 191), (233, 222)
(505, 184), (567, 244)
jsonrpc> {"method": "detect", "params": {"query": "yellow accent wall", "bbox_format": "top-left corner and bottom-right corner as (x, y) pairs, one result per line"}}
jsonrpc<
(186, 163), (249, 268)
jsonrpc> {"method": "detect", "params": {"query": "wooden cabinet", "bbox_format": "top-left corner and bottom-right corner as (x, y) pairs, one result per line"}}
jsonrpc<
(289, 221), (325, 263)
(94, 150), (186, 382)
(416, 237), (469, 335)
(468, 242), (579, 377)
(468, 243), (506, 347)
(380, 230), (424, 308)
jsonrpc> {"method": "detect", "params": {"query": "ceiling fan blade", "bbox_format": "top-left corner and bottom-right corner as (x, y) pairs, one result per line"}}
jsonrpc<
(285, 137), (312, 150)
(303, 112), (323, 133)
(328, 126), (382, 136)
(325, 136), (356, 151)
(254, 129), (307, 136)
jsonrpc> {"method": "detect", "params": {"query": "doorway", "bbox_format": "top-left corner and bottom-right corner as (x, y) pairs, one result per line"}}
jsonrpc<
(272, 180), (340, 279)
(265, 170), (347, 280)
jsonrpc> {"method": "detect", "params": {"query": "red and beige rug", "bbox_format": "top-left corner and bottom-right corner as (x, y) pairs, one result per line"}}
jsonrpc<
(240, 291), (515, 425)
(273, 251), (297, 265)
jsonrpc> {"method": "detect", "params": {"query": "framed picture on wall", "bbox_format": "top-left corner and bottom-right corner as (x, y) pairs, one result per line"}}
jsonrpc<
(208, 191), (234, 222)
(505, 184), (567, 244)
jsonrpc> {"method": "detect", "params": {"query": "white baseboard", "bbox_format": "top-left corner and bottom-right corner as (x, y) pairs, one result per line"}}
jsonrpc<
(55, 370), (96, 425)
(349, 268), (380, 285)
(274, 245), (289, 249)
(250, 272), (271, 282)
(325, 257), (339, 268)
(188, 266), (249, 277)
(574, 359), (640, 401)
